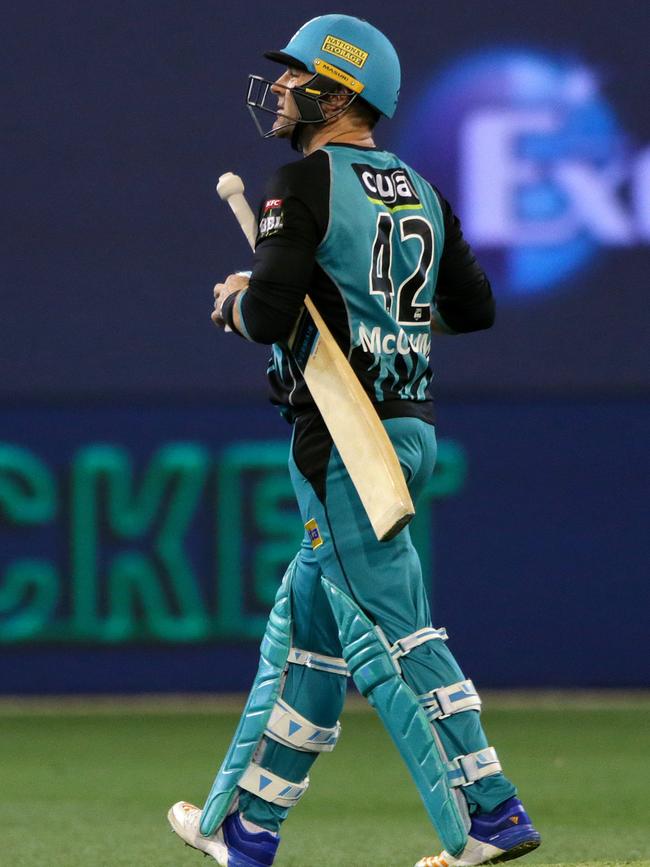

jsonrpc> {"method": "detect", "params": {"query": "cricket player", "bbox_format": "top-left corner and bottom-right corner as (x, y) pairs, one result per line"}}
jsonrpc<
(169, 15), (540, 867)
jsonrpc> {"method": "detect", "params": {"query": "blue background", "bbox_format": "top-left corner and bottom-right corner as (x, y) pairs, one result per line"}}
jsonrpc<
(2, 0), (649, 691)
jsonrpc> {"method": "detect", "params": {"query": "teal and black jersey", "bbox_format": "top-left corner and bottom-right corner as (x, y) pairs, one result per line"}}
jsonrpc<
(319, 146), (443, 407)
(224, 143), (494, 423)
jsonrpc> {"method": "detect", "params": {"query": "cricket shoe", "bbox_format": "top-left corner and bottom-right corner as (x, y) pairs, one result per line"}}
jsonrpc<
(167, 801), (279, 866)
(415, 797), (541, 866)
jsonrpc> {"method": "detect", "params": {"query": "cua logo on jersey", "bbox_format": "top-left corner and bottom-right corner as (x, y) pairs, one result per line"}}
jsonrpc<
(259, 198), (284, 238)
(352, 164), (422, 210)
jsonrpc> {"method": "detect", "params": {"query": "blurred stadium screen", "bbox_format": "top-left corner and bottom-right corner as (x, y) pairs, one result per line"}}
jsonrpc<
(1, 0), (648, 693)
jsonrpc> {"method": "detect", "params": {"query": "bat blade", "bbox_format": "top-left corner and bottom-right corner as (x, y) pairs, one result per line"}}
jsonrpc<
(302, 297), (414, 540)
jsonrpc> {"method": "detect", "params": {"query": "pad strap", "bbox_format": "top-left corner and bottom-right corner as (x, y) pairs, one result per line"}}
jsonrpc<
(265, 697), (341, 753)
(447, 747), (502, 788)
(419, 679), (481, 721)
(288, 646), (350, 677)
(390, 627), (448, 662)
(239, 763), (309, 807)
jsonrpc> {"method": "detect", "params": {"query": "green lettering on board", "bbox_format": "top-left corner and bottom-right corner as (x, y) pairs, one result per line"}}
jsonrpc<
(0, 439), (466, 643)
(0, 445), (59, 640)
(70, 444), (211, 641)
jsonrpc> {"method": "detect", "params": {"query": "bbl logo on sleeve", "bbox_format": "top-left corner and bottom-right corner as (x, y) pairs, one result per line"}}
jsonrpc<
(259, 198), (284, 238)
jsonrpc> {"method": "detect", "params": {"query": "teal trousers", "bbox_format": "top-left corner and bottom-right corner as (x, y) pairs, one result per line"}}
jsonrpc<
(239, 417), (515, 830)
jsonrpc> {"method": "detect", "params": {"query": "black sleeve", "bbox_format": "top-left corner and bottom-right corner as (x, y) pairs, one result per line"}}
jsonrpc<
(238, 152), (330, 344)
(433, 188), (495, 333)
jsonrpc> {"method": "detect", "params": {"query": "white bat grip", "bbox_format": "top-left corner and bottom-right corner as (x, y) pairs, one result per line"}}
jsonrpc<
(224, 193), (257, 251)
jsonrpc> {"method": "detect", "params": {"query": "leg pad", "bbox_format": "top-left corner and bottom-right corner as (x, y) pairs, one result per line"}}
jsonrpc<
(200, 560), (296, 835)
(322, 578), (468, 858)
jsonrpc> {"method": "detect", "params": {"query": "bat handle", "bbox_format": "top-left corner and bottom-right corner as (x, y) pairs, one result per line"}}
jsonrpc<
(217, 172), (258, 251)
(224, 194), (257, 251)
(216, 174), (257, 332)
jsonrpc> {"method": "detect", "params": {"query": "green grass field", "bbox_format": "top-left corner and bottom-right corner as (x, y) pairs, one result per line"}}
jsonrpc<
(1, 694), (648, 866)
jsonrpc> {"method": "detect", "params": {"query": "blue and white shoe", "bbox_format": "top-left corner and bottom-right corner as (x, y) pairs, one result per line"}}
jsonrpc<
(167, 802), (279, 866)
(415, 797), (541, 866)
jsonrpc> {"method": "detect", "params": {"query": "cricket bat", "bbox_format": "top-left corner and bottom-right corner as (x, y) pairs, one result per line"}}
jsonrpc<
(216, 172), (415, 541)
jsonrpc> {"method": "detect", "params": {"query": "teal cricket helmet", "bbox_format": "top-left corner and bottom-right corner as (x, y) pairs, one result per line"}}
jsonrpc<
(265, 15), (401, 118)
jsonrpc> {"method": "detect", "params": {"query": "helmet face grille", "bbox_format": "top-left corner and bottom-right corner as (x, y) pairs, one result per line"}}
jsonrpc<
(246, 75), (307, 139)
(246, 76), (278, 138)
(246, 74), (356, 139)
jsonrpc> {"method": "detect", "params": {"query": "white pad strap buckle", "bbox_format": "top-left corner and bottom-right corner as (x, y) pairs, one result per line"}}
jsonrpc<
(390, 627), (448, 662)
(265, 698), (341, 753)
(447, 747), (502, 788)
(288, 647), (350, 677)
(419, 679), (482, 721)
(239, 762), (309, 807)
